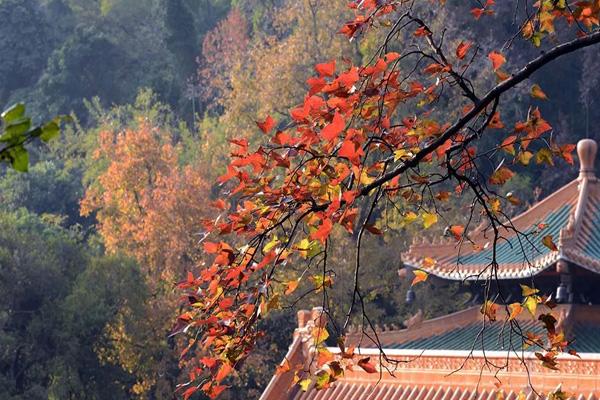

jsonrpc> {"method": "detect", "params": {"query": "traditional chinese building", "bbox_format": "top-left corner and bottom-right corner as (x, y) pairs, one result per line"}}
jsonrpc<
(261, 139), (600, 400)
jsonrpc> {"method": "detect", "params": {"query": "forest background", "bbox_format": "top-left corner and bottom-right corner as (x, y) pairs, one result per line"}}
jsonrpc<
(0, 0), (598, 399)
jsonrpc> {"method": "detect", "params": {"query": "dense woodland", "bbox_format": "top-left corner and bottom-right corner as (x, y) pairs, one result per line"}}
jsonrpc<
(0, 0), (599, 399)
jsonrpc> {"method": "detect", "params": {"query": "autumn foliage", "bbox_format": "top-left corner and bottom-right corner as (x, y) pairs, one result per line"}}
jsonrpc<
(174, 0), (600, 398)
(81, 123), (209, 281)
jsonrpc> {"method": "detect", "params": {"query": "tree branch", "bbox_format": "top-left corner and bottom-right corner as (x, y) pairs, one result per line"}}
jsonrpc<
(360, 29), (600, 196)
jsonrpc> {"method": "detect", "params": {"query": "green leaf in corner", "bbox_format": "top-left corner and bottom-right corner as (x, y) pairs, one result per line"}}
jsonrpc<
(1, 103), (26, 123)
(1, 118), (31, 143)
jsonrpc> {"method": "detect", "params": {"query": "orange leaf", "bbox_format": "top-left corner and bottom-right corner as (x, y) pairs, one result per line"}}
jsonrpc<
(284, 279), (300, 295)
(542, 235), (558, 251)
(559, 144), (576, 165)
(422, 257), (436, 268)
(508, 302), (523, 320)
(488, 51), (506, 71)
(530, 84), (548, 100)
(481, 300), (499, 321)
(445, 225), (464, 240)
(423, 62), (446, 75)
(215, 363), (233, 382)
(256, 115), (276, 133)
(411, 270), (429, 286)
(275, 358), (291, 375)
(489, 166), (514, 185)
(500, 135), (517, 156)
(357, 357), (377, 373)
(456, 41), (472, 60)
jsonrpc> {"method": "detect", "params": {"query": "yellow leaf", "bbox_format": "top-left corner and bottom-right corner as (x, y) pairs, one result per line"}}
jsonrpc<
(403, 211), (418, 224)
(517, 151), (534, 165)
(411, 270), (429, 286)
(359, 170), (374, 185)
(488, 197), (502, 214)
(508, 302), (523, 320)
(536, 148), (554, 166)
(530, 84), (548, 100)
(394, 149), (412, 161)
(520, 284), (540, 297)
(298, 378), (312, 392)
(523, 295), (539, 318)
(422, 212), (438, 229)
(312, 327), (329, 345)
(542, 235), (558, 251)
(263, 236), (281, 253)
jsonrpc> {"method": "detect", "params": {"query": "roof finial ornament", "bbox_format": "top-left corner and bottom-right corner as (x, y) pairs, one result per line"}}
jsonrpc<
(577, 138), (597, 180)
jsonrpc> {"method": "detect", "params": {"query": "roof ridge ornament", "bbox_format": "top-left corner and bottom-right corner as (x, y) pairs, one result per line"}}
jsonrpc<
(578, 138), (597, 180)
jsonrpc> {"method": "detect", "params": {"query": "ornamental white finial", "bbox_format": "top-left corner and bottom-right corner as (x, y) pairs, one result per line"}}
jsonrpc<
(577, 138), (597, 179)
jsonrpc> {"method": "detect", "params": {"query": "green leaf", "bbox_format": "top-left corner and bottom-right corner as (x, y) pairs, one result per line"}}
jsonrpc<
(315, 371), (331, 390)
(9, 145), (29, 172)
(40, 121), (60, 142)
(1, 103), (25, 123)
(0, 119), (31, 143)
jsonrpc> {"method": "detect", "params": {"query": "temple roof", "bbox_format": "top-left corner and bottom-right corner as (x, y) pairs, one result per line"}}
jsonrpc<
(345, 304), (600, 354)
(402, 139), (600, 280)
(260, 307), (600, 400)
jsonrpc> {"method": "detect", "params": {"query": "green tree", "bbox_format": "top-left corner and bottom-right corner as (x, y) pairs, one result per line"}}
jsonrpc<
(0, 0), (53, 106)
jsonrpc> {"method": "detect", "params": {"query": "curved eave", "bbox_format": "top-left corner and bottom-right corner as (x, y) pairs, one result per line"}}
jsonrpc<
(402, 251), (561, 281)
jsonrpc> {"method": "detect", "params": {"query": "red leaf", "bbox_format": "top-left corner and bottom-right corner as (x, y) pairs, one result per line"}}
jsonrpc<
(321, 112), (345, 141)
(338, 67), (360, 88)
(218, 297), (234, 310)
(310, 218), (333, 244)
(183, 386), (198, 400)
(208, 385), (227, 399)
(256, 115), (276, 134)
(216, 363), (233, 382)
(315, 60), (336, 77)
(211, 199), (227, 210)
(203, 242), (219, 253)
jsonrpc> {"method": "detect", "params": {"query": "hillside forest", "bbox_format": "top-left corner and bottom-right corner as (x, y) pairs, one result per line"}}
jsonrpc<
(0, 0), (599, 399)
